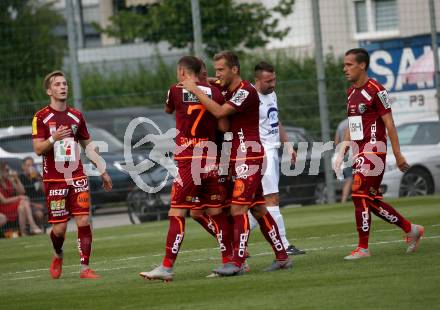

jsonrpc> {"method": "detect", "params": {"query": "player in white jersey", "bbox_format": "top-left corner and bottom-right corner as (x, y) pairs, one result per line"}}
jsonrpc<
(248, 61), (305, 256)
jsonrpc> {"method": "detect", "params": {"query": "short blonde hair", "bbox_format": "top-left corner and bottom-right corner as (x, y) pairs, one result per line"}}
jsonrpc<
(43, 70), (65, 90)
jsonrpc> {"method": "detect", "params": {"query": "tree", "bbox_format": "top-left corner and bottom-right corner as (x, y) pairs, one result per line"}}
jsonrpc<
(99, 0), (295, 56)
(0, 0), (66, 106)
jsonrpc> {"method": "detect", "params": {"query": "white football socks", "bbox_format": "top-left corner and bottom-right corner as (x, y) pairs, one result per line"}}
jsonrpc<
(248, 206), (290, 249)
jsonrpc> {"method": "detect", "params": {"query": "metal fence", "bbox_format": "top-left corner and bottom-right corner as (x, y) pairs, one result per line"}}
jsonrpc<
(0, 0), (439, 236)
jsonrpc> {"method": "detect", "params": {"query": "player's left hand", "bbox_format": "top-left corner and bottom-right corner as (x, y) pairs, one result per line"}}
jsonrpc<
(288, 144), (297, 164)
(395, 153), (410, 172)
(179, 78), (198, 93)
(101, 172), (113, 192)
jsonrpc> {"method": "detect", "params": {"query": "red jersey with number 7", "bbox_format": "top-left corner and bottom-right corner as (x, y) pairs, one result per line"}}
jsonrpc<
(346, 78), (391, 155)
(32, 105), (90, 182)
(166, 82), (225, 160)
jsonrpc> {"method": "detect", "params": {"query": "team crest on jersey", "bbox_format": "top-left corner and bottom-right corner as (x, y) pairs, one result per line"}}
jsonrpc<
(377, 90), (391, 109)
(71, 124), (78, 135)
(230, 89), (249, 106)
(358, 103), (367, 114)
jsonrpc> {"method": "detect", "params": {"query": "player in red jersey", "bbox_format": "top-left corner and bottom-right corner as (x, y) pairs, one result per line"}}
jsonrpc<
(181, 51), (291, 276)
(139, 56), (231, 281)
(334, 48), (424, 260)
(187, 61), (235, 269)
(32, 71), (113, 278)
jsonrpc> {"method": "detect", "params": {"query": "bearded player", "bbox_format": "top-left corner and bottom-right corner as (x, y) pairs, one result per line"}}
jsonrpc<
(181, 51), (291, 276)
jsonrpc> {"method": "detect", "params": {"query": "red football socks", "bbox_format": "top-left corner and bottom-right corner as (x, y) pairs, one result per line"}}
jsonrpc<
(368, 199), (411, 233)
(50, 230), (65, 256)
(353, 197), (371, 249)
(77, 225), (92, 266)
(232, 213), (250, 267)
(193, 214), (217, 238)
(257, 212), (288, 261)
(212, 212), (234, 264)
(162, 216), (185, 268)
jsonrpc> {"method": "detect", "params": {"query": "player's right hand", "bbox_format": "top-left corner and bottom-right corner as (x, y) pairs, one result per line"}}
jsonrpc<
(52, 125), (71, 141)
(395, 153), (410, 172)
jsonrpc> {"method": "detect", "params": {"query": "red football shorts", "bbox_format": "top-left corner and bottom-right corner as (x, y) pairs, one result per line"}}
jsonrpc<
(44, 177), (91, 223)
(351, 152), (386, 200)
(230, 158), (265, 207)
(171, 159), (227, 210)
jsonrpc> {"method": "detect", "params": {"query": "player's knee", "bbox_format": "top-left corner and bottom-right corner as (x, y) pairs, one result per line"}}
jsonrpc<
(250, 205), (267, 219)
(264, 193), (279, 206)
(189, 210), (203, 220)
(75, 215), (90, 227)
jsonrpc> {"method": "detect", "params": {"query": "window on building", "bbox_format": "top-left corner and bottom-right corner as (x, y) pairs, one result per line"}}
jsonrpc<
(353, 0), (398, 39)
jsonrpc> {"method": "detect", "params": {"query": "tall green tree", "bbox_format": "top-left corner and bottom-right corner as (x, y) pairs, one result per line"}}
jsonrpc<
(0, 0), (66, 106)
(99, 0), (295, 56)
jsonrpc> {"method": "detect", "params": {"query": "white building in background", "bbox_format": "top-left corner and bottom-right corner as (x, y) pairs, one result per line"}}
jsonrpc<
(49, 2), (439, 75)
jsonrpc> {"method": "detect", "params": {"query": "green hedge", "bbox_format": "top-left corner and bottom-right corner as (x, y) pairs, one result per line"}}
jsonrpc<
(0, 52), (348, 138)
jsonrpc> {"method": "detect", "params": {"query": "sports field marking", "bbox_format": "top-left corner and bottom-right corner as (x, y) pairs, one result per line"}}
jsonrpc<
(4, 234), (440, 280)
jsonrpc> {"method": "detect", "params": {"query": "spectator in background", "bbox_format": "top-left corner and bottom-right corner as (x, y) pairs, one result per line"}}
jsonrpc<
(0, 162), (42, 236)
(19, 157), (46, 226)
(334, 118), (352, 203)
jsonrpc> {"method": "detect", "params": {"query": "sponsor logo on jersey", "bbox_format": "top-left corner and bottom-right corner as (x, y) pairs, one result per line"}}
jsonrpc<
(73, 178), (88, 188)
(232, 179), (245, 198)
(370, 121), (377, 144)
(76, 192), (90, 208)
(182, 86), (212, 102)
(267, 107), (279, 128)
(50, 199), (66, 211)
(230, 88), (249, 106)
(238, 128), (246, 153)
(235, 164), (249, 179)
(377, 90), (391, 109)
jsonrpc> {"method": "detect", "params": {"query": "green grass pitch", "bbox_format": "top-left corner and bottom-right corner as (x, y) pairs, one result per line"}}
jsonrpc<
(1, 196), (439, 309)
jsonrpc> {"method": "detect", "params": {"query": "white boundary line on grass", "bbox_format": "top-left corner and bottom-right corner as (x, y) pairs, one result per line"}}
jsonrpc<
(7, 235), (440, 281)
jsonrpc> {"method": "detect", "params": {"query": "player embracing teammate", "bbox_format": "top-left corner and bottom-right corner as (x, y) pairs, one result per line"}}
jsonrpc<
(141, 53), (292, 281)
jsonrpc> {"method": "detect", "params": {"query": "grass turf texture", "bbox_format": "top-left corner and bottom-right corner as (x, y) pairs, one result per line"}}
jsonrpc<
(1, 196), (439, 309)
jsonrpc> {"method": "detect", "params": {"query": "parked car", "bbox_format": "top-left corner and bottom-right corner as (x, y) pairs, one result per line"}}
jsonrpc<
(381, 119), (440, 197)
(0, 126), (135, 209)
(85, 107), (175, 152)
(279, 126), (341, 205)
